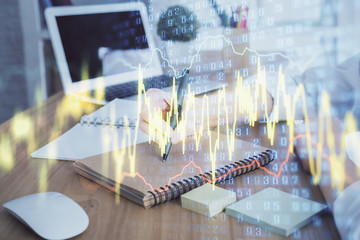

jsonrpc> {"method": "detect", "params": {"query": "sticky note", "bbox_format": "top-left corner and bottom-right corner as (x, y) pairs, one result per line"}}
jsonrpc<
(226, 188), (327, 237)
(181, 183), (236, 217)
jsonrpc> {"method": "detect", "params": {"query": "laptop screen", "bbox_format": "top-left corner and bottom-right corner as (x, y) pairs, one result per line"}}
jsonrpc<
(56, 10), (150, 83)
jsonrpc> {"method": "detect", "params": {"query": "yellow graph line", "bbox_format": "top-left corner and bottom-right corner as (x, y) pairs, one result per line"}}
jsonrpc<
(2, 33), (356, 196)
(132, 60), (358, 192)
(100, 54), (358, 198)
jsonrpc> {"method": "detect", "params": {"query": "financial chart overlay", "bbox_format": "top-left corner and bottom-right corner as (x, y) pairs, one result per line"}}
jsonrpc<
(2, 0), (360, 239)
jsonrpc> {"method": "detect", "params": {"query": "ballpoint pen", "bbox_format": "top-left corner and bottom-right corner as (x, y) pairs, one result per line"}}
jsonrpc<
(162, 69), (189, 162)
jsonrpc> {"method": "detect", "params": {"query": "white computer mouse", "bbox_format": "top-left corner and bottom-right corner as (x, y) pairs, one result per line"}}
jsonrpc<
(3, 192), (89, 240)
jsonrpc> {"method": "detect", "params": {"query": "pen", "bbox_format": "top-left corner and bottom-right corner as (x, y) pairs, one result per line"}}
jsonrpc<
(162, 69), (189, 162)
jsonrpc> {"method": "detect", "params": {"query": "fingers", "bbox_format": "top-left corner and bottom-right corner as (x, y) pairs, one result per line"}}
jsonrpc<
(139, 88), (207, 145)
(139, 88), (178, 145)
(139, 118), (150, 135)
(140, 89), (171, 123)
(139, 115), (175, 140)
(171, 130), (181, 144)
(145, 88), (172, 111)
(162, 91), (172, 109)
(171, 121), (198, 145)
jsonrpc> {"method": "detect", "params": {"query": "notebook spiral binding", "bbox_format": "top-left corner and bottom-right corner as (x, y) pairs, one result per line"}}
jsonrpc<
(147, 149), (275, 207)
(80, 115), (138, 129)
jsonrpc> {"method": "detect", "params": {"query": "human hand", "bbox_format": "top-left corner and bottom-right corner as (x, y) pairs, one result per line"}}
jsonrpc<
(139, 88), (209, 145)
(139, 88), (174, 143)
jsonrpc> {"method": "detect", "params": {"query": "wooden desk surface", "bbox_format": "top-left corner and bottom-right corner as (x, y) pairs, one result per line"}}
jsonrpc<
(0, 92), (340, 239)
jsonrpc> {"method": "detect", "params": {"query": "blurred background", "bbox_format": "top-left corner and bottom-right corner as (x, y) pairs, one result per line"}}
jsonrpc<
(0, 0), (359, 123)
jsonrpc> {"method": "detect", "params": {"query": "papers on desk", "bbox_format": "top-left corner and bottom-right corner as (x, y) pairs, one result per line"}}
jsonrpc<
(226, 188), (327, 237)
(181, 183), (236, 217)
(31, 99), (149, 161)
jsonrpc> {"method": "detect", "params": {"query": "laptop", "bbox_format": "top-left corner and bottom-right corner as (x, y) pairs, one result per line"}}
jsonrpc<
(45, 2), (225, 104)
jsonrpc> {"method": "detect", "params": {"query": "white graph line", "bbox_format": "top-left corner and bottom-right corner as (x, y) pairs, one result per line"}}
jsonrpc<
(116, 34), (326, 79)
(107, 58), (139, 72)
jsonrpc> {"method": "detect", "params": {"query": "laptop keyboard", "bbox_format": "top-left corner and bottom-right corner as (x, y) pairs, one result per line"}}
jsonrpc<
(103, 75), (175, 102)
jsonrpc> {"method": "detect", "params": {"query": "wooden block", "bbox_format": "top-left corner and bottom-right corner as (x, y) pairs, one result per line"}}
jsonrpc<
(181, 183), (236, 217)
(226, 188), (327, 237)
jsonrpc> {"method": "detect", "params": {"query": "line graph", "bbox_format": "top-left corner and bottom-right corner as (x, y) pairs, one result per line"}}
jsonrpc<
(113, 33), (325, 79)
(106, 60), (358, 196)
(41, 40), (359, 194)
(116, 134), (304, 194)
(141, 34), (324, 78)
(2, 31), (357, 195)
(108, 36), (336, 187)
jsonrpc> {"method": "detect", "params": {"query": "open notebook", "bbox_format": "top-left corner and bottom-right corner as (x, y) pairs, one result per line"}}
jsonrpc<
(31, 99), (148, 160)
(74, 131), (274, 208)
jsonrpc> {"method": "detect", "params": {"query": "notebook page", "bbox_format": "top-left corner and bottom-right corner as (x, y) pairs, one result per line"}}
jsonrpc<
(31, 99), (148, 161)
(87, 98), (140, 120)
(226, 188), (327, 237)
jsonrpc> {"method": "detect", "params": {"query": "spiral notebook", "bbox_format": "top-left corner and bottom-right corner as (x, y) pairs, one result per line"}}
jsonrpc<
(73, 131), (274, 208)
(31, 99), (148, 161)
